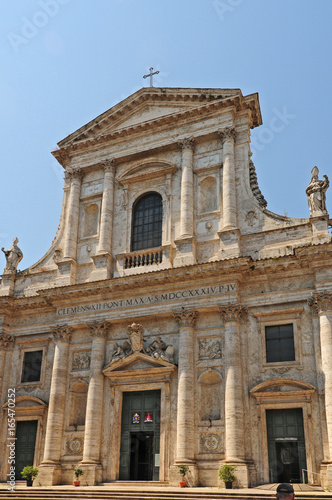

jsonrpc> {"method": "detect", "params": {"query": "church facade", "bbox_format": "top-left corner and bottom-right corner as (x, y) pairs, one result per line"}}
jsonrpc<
(0, 87), (331, 489)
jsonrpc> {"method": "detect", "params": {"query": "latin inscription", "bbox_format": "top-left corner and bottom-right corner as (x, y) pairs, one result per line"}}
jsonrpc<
(57, 284), (236, 316)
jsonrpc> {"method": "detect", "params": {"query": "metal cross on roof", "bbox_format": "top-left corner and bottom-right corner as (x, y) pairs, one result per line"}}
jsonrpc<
(143, 67), (160, 87)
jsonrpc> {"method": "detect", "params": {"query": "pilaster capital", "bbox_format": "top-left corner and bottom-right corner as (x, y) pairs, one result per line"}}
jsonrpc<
(50, 324), (73, 343)
(65, 167), (84, 182)
(218, 127), (236, 144)
(178, 137), (195, 152)
(308, 292), (332, 315)
(173, 309), (197, 328)
(219, 304), (248, 323)
(0, 333), (15, 350)
(101, 158), (116, 173)
(88, 320), (111, 339)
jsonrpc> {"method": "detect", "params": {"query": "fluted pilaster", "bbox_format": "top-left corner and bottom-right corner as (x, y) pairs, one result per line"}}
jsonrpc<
(173, 309), (197, 462)
(82, 321), (110, 467)
(63, 168), (83, 260)
(42, 325), (72, 464)
(178, 138), (195, 238)
(219, 304), (247, 461)
(219, 128), (237, 230)
(308, 292), (332, 459)
(97, 159), (116, 255)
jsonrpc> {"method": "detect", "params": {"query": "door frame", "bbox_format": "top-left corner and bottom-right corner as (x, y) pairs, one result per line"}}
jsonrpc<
(106, 380), (172, 482)
(250, 379), (316, 485)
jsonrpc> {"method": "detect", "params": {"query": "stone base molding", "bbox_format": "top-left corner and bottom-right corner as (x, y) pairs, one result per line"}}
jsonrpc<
(173, 236), (196, 267)
(223, 460), (250, 488)
(90, 252), (113, 281)
(78, 463), (102, 486)
(172, 460), (198, 487)
(37, 464), (62, 486)
(218, 228), (241, 259)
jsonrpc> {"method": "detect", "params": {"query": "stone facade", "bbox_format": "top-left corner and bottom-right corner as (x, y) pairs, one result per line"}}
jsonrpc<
(0, 87), (331, 488)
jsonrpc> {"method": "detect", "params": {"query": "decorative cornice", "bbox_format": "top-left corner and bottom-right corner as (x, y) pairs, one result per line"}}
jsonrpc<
(249, 159), (267, 208)
(218, 127), (236, 143)
(50, 324), (73, 343)
(308, 292), (332, 315)
(173, 309), (197, 327)
(87, 320), (111, 339)
(219, 304), (248, 323)
(0, 333), (15, 350)
(178, 137), (195, 151)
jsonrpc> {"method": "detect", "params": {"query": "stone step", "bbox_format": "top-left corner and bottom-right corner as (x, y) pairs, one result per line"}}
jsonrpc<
(0, 489), (329, 500)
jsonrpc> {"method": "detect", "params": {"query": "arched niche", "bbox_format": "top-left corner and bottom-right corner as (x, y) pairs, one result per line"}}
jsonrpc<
(198, 368), (223, 421)
(83, 203), (99, 237)
(69, 379), (88, 427)
(200, 176), (218, 213)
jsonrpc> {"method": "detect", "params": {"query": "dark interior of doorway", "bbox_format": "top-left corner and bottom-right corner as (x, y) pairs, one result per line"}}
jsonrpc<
(130, 431), (154, 481)
(275, 441), (300, 483)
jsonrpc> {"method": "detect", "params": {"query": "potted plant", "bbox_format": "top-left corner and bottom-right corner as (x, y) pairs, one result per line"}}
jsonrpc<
(74, 468), (84, 486)
(218, 464), (236, 489)
(178, 464), (189, 487)
(21, 466), (38, 487)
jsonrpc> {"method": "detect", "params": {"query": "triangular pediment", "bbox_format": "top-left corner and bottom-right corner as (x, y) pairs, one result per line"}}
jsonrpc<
(56, 87), (243, 148)
(103, 351), (176, 376)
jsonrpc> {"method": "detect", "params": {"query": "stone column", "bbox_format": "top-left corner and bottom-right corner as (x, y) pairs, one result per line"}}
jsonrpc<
(0, 333), (14, 402)
(97, 159), (116, 255)
(308, 292), (332, 468)
(219, 128), (237, 230)
(81, 320), (109, 485)
(63, 168), (83, 260)
(178, 138), (195, 238)
(173, 309), (197, 466)
(39, 325), (72, 485)
(219, 304), (249, 487)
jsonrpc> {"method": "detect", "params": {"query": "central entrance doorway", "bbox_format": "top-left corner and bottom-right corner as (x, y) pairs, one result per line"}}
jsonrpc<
(119, 390), (160, 481)
(266, 408), (307, 483)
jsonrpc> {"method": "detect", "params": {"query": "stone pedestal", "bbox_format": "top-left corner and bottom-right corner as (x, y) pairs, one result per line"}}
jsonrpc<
(55, 258), (77, 285)
(173, 237), (196, 267)
(90, 253), (113, 281)
(0, 273), (15, 296)
(218, 228), (241, 259)
(310, 216), (331, 245)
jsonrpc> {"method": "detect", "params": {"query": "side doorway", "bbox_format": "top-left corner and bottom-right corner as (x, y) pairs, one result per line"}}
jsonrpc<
(267, 408), (307, 483)
(119, 390), (160, 481)
(15, 420), (38, 480)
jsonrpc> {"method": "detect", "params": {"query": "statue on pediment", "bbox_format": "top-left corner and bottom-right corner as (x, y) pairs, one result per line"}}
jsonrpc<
(306, 166), (329, 216)
(146, 337), (175, 363)
(1, 237), (23, 274)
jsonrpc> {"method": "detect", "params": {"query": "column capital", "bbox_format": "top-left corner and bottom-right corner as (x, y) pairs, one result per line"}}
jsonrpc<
(219, 304), (248, 323)
(178, 137), (195, 151)
(218, 127), (236, 143)
(50, 324), (73, 343)
(173, 309), (197, 327)
(65, 167), (84, 182)
(101, 158), (116, 173)
(308, 292), (332, 315)
(88, 320), (111, 339)
(0, 333), (15, 350)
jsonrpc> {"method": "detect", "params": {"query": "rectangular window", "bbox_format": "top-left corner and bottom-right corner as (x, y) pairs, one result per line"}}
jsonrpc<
(265, 324), (295, 363)
(21, 350), (43, 383)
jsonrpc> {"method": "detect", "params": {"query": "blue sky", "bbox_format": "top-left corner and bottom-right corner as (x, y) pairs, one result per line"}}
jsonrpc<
(0, 0), (331, 269)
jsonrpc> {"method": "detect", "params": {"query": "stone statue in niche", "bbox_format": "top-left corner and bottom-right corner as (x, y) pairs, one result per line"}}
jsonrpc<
(106, 323), (176, 366)
(306, 166), (329, 216)
(72, 352), (91, 371)
(1, 237), (23, 273)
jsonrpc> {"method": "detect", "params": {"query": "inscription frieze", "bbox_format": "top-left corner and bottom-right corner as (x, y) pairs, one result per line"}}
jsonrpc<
(57, 284), (236, 317)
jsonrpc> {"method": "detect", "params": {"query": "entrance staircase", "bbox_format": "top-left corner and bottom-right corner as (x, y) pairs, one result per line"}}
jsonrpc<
(0, 485), (330, 500)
